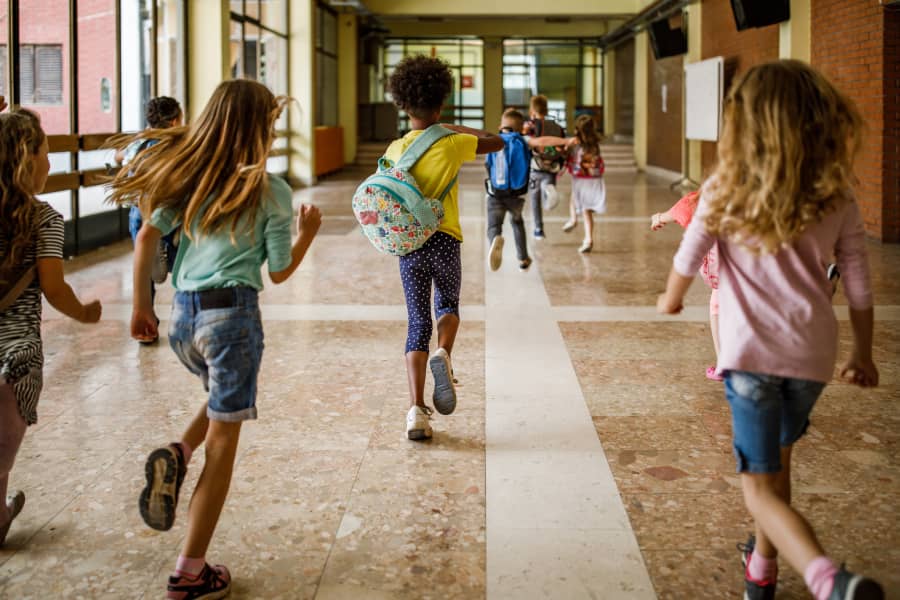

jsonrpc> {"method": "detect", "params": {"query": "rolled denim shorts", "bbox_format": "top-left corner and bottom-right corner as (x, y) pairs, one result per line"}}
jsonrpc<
(168, 287), (264, 422)
(724, 370), (825, 474)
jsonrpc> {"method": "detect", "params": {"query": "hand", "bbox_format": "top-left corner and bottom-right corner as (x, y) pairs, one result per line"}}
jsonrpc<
(297, 204), (321, 239)
(80, 300), (102, 323)
(839, 355), (879, 387)
(131, 307), (158, 341)
(657, 293), (683, 315)
(651, 213), (665, 231)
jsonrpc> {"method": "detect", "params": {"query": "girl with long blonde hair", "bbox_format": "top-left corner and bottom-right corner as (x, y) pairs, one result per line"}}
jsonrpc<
(658, 60), (882, 600)
(0, 108), (101, 547)
(108, 79), (321, 599)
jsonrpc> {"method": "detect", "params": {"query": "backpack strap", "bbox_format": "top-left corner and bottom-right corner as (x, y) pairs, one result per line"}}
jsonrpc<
(437, 175), (458, 202)
(395, 124), (456, 171)
(0, 265), (37, 313)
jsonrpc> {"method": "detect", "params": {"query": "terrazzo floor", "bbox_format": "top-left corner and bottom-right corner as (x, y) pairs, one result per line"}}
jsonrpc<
(1, 162), (897, 599)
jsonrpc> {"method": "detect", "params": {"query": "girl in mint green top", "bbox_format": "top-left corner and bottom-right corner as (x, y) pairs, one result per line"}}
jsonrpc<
(107, 79), (321, 598)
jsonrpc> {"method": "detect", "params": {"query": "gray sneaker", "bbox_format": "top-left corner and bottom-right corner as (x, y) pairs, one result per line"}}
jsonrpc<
(828, 566), (884, 600)
(429, 347), (457, 415)
(151, 240), (169, 284)
(0, 490), (25, 547)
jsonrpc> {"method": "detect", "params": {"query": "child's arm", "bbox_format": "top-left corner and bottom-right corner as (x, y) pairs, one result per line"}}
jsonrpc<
(131, 222), (161, 341)
(37, 259), (102, 323)
(269, 204), (322, 284)
(658, 197), (716, 313)
(528, 135), (569, 149)
(440, 123), (504, 154)
(840, 307), (878, 387)
(651, 209), (676, 231)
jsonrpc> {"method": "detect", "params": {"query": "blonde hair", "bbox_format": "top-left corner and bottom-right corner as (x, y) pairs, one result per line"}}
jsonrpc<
(108, 79), (289, 241)
(529, 95), (548, 116)
(501, 107), (525, 131)
(574, 114), (601, 153)
(0, 109), (45, 280)
(704, 60), (863, 254)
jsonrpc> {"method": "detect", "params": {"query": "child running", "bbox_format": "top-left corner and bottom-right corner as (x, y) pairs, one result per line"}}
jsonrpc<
(522, 94), (566, 240)
(0, 109), (102, 546)
(561, 115), (606, 254)
(651, 190), (722, 380)
(115, 96), (184, 343)
(384, 55), (503, 441)
(658, 60), (883, 600)
(108, 79), (321, 599)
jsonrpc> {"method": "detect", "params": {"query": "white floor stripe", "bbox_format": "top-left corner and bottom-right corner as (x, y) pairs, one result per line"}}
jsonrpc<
(484, 230), (656, 599)
(52, 302), (900, 323)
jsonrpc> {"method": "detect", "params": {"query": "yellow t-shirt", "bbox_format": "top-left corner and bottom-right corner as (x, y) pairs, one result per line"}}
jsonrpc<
(384, 129), (478, 242)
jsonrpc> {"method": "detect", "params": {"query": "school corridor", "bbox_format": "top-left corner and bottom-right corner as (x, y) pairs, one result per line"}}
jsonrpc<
(0, 163), (897, 599)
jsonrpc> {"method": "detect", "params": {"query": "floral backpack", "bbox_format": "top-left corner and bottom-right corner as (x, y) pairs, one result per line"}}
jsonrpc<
(352, 124), (458, 256)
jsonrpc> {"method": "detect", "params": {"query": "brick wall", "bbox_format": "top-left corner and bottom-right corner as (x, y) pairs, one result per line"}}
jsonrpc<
(700, 0), (780, 173)
(812, 0), (899, 241)
(647, 49), (683, 173)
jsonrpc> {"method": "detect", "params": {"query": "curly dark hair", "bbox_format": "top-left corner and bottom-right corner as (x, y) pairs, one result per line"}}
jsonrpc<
(388, 55), (453, 118)
(145, 96), (182, 129)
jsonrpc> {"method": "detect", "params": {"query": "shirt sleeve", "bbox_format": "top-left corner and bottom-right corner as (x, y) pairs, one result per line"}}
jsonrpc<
(672, 195), (717, 277)
(453, 133), (478, 164)
(36, 205), (64, 259)
(148, 207), (180, 236)
(264, 176), (294, 273)
(668, 192), (698, 228)
(834, 201), (873, 310)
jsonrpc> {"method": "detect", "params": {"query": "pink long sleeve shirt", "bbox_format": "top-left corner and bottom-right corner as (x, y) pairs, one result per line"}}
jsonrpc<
(673, 195), (873, 383)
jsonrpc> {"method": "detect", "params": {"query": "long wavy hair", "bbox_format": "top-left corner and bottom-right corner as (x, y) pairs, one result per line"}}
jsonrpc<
(107, 79), (289, 241)
(703, 60), (863, 254)
(573, 114), (601, 154)
(0, 109), (45, 280)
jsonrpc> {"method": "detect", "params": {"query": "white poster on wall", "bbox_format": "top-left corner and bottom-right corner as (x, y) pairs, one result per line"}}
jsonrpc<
(684, 56), (724, 141)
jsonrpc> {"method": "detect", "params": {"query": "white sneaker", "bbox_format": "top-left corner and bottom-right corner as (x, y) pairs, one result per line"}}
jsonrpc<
(579, 240), (593, 254)
(151, 240), (168, 284)
(562, 220), (576, 233)
(406, 405), (433, 441)
(489, 235), (504, 271)
(429, 347), (457, 415)
(541, 181), (559, 210)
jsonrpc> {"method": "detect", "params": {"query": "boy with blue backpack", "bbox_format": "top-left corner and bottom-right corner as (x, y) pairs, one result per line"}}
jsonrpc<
(380, 56), (503, 441)
(485, 108), (572, 271)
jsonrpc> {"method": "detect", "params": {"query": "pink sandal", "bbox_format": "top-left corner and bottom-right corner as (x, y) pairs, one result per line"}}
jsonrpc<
(705, 366), (724, 381)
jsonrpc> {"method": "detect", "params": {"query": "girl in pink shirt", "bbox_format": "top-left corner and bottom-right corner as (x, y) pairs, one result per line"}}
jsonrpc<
(658, 61), (882, 600)
(651, 190), (722, 380)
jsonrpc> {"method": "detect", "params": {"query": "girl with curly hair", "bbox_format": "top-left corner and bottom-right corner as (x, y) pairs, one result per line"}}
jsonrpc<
(0, 109), (101, 547)
(384, 55), (503, 441)
(658, 60), (882, 600)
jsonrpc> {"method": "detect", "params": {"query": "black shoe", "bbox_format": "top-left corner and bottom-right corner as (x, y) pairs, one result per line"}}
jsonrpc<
(827, 263), (841, 297)
(828, 566), (884, 600)
(167, 563), (231, 600)
(519, 257), (532, 271)
(737, 535), (776, 600)
(139, 443), (187, 531)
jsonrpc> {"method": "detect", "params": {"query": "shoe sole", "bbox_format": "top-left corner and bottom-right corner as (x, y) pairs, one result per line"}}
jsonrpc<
(139, 447), (179, 531)
(489, 237), (504, 271)
(407, 428), (433, 441)
(430, 353), (457, 415)
(845, 576), (884, 600)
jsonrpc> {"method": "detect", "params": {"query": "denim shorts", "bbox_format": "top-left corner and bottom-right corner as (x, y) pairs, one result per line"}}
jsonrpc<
(725, 370), (825, 473)
(168, 287), (264, 422)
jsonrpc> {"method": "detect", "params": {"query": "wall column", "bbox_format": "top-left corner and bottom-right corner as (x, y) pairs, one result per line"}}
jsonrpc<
(633, 31), (648, 170)
(483, 37), (503, 131)
(684, 1), (702, 182)
(289, 0), (316, 186)
(187, 0), (230, 121)
(337, 13), (358, 164)
(603, 47), (616, 136)
(779, 0), (811, 61)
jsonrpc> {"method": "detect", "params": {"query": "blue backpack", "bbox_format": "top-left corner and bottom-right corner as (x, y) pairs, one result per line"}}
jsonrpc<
(352, 124), (458, 256)
(485, 131), (530, 198)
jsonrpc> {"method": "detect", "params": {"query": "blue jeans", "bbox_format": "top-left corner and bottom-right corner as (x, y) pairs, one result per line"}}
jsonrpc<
(168, 287), (264, 422)
(725, 370), (825, 473)
(129, 206), (177, 301)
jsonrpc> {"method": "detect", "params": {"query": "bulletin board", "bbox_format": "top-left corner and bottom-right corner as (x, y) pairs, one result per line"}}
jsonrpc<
(684, 56), (724, 141)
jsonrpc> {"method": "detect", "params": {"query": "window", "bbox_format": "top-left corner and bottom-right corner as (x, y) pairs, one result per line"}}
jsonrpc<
(315, 4), (338, 127)
(21, 44), (64, 105)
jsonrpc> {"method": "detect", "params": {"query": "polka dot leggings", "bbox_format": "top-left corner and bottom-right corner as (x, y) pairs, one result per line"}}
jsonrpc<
(399, 232), (462, 354)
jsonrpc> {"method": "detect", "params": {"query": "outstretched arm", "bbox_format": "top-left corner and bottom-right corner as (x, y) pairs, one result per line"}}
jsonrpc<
(269, 204), (322, 284)
(528, 135), (570, 149)
(38, 258), (102, 323)
(441, 123), (504, 154)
